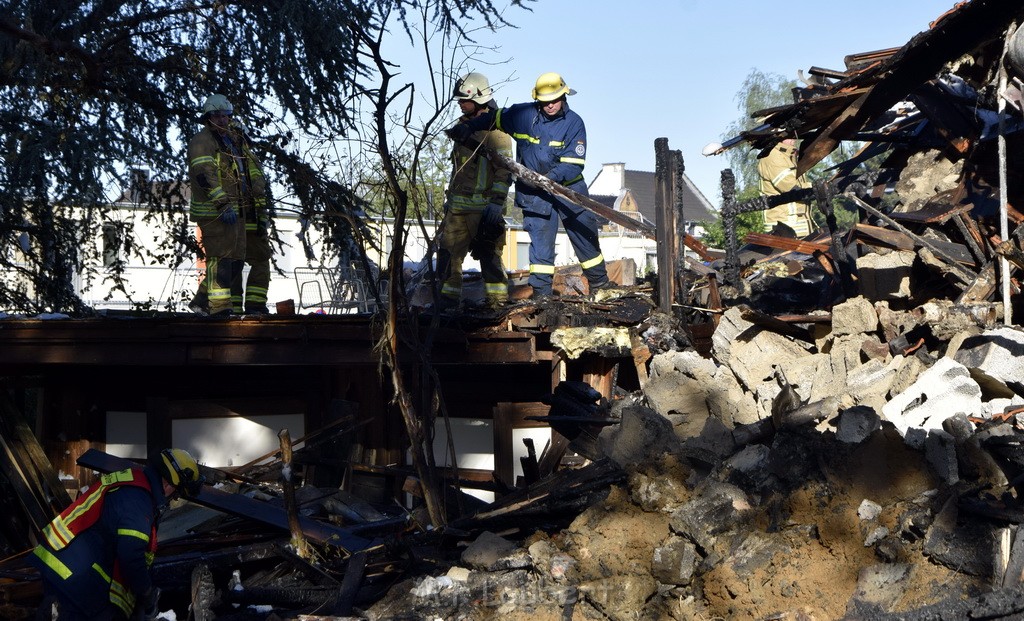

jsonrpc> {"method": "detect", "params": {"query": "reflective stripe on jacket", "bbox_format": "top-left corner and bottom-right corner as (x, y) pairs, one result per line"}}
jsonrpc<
(31, 467), (160, 617)
(448, 119), (513, 213)
(188, 126), (268, 223)
(493, 100), (587, 215)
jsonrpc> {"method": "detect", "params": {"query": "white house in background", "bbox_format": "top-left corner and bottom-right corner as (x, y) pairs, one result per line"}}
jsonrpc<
(589, 162), (716, 238)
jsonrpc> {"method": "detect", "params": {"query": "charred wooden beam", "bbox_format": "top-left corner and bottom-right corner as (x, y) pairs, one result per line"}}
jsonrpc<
(849, 195), (976, 286)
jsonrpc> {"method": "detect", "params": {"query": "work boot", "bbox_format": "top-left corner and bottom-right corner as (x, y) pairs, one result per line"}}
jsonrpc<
(188, 291), (209, 316)
(244, 304), (270, 315)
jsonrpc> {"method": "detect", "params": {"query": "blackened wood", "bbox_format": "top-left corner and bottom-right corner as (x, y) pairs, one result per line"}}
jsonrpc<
(850, 195), (976, 285)
(655, 137), (678, 312)
(334, 550), (367, 616)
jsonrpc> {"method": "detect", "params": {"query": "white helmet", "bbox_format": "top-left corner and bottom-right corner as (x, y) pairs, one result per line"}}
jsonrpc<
(453, 73), (493, 105)
(201, 94), (233, 117)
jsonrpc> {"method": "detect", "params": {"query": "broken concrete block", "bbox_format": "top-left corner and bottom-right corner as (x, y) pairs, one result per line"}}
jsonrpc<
(882, 357), (983, 437)
(680, 416), (736, 467)
(858, 499), (883, 521)
(845, 563), (914, 615)
(711, 306), (756, 366)
(707, 366), (759, 426)
(845, 359), (900, 414)
(599, 404), (683, 469)
(831, 296), (880, 336)
(461, 531), (519, 571)
(645, 350), (716, 422)
(722, 444), (772, 489)
(953, 326), (1024, 396)
(651, 536), (698, 586)
(856, 251), (915, 302)
(728, 329), (812, 394)
(836, 406), (881, 444)
(875, 301), (919, 343)
(669, 482), (752, 554)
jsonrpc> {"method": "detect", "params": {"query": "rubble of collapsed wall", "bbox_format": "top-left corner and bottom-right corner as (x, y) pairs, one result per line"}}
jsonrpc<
(363, 296), (1024, 621)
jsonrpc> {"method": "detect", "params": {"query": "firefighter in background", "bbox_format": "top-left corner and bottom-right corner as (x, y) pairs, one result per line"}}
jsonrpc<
(757, 138), (813, 237)
(187, 94), (272, 316)
(29, 449), (203, 620)
(448, 72), (610, 298)
(436, 72), (513, 312)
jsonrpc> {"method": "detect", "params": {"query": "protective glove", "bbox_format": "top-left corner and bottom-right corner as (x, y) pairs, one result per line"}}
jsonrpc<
(469, 236), (493, 261)
(446, 122), (472, 143)
(481, 202), (504, 231)
(219, 204), (238, 224)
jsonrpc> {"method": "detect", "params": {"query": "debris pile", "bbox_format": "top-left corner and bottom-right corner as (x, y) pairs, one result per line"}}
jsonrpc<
(347, 287), (1024, 620)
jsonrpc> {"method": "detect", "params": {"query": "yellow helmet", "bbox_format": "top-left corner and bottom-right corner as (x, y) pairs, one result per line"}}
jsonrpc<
(453, 72), (493, 105)
(200, 94), (233, 117)
(532, 72), (575, 102)
(156, 448), (203, 497)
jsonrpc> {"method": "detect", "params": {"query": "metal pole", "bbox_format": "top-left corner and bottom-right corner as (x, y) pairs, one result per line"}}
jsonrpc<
(1000, 26), (1015, 326)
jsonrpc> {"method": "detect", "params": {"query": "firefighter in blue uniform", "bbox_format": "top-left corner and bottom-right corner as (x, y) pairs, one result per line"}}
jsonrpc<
(29, 449), (203, 620)
(448, 72), (610, 298)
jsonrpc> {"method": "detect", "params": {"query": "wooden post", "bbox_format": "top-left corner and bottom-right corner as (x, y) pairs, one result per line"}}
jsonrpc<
(672, 150), (688, 309)
(278, 428), (309, 559)
(654, 138), (677, 313)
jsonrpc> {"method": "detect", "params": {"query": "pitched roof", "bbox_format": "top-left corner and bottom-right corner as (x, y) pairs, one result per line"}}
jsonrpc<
(621, 169), (716, 224)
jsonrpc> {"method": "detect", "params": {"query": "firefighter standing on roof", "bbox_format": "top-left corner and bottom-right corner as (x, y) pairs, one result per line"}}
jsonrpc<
(437, 72), (513, 311)
(448, 72), (610, 298)
(29, 449), (203, 620)
(188, 94), (272, 316)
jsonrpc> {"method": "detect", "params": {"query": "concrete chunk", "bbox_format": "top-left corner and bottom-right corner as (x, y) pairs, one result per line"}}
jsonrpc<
(882, 357), (982, 437)
(954, 326), (1024, 395)
(831, 296), (880, 336)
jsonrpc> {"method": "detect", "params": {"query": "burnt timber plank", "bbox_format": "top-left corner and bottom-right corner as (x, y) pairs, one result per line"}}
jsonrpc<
(77, 449), (374, 553)
(744, 233), (831, 254)
(0, 318), (538, 366)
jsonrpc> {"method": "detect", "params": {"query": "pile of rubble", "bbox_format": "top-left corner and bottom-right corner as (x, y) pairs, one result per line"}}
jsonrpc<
(363, 295), (1024, 620)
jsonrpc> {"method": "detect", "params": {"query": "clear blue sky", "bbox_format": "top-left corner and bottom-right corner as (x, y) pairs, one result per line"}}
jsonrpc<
(425, 0), (960, 210)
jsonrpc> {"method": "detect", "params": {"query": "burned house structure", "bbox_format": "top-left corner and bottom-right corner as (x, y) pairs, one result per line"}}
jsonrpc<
(8, 0), (1024, 618)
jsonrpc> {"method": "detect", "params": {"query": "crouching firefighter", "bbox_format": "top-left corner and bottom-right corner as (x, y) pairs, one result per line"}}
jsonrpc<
(30, 449), (204, 620)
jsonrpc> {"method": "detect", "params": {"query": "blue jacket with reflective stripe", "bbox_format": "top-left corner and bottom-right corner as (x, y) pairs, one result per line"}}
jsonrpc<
(491, 101), (588, 215)
(29, 467), (165, 617)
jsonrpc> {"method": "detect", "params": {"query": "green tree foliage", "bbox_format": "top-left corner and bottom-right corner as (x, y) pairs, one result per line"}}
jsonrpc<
(0, 0), (522, 313)
(704, 68), (866, 242)
(722, 70), (800, 192)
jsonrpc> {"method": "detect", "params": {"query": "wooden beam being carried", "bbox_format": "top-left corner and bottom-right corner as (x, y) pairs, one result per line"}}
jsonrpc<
(455, 134), (714, 262)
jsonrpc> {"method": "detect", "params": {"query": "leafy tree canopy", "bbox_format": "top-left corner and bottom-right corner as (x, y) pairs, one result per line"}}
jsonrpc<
(0, 0), (525, 313)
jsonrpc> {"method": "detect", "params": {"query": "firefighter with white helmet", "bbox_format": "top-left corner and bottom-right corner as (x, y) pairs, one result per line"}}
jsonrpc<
(434, 72), (513, 312)
(30, 448), (204, 619)
(187, 94), (272, 316)
(447, 72), (609, 298)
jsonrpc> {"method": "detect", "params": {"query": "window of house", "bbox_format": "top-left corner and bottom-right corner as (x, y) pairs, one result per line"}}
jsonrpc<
(516, 242), (530, 270)
(102, 223), (122, 267)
